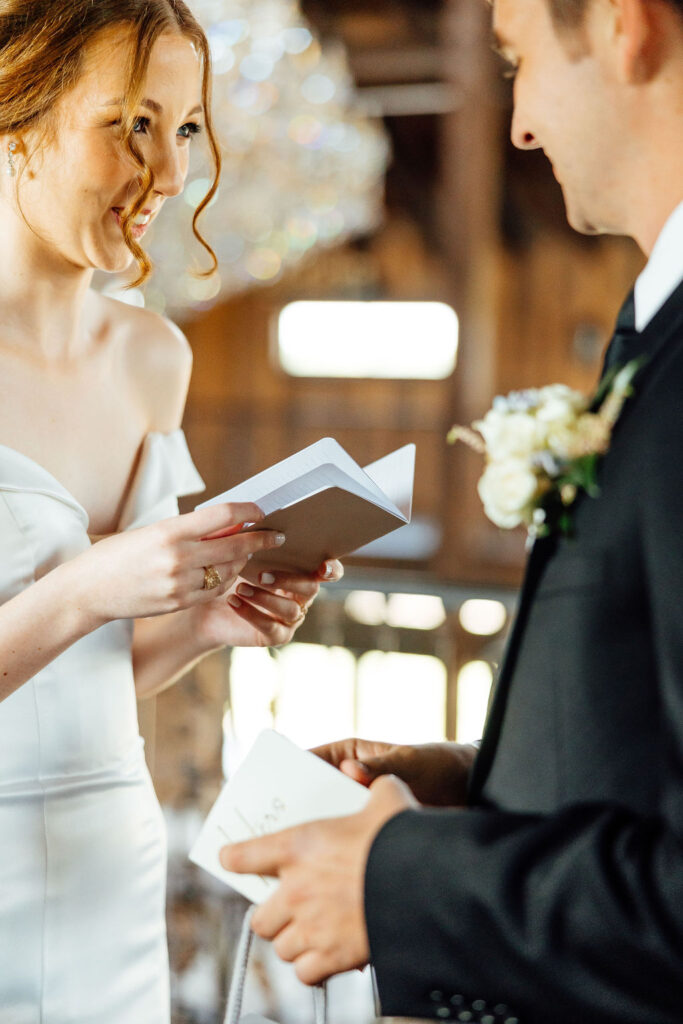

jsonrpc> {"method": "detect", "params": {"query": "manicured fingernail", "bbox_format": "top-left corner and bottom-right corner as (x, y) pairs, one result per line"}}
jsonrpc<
(260, 572), (276, 585)
(228, 596), (242, 609)
(238, 584), (254, 598)
(273, 533), (286, 546)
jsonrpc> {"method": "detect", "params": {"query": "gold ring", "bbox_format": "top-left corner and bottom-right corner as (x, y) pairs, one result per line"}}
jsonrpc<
(202, 565), (222, 591)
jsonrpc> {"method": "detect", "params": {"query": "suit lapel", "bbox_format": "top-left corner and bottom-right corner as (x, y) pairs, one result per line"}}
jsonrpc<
(467, 534), (555, 803)
(467, 279), (683, 806)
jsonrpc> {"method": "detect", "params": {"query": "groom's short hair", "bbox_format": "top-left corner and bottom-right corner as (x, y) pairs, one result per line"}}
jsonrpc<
(548, 0), (683, 27)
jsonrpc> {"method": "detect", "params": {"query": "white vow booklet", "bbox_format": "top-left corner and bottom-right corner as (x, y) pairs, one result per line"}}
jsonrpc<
(189, 730), (370, 904)
(196, 438), (415, 571)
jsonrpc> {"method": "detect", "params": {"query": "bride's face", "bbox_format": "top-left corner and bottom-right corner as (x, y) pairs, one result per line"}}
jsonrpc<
(12, 25), (204, 274)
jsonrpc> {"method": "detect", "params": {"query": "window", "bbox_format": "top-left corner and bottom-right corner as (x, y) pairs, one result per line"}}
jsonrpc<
(456, 661), (494, 743)
(225, 644), (447, 769)
(276, 301), (459, 379)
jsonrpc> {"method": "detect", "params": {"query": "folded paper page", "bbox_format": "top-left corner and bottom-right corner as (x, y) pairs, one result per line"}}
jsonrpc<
(362, 444), (415, 521)
(196, 438), (416, 571)
(189, 730), (370, 905)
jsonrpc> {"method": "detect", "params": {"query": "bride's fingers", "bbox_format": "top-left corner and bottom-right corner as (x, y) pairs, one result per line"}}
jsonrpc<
(317, 559), (344, 582)
(193, 529), (286, 568)
(176, 502), (264, 540)
(239, 567), (321, 601)
(193, 562), (246, 597)
(226, 596), (301, 645)
(232, 583), (305, 626)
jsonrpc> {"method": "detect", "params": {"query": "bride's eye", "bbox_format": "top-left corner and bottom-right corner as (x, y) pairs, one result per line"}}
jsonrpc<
(177, 122), (202, 140)
(132, 116), (150, 134)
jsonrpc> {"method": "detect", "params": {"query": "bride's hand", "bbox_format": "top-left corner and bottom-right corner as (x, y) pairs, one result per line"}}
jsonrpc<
(70, 503), (287, 625)
(189, 559), (344, 649)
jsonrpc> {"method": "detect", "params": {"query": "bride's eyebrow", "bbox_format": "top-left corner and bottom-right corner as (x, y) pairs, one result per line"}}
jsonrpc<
(102, 97), (203, 117)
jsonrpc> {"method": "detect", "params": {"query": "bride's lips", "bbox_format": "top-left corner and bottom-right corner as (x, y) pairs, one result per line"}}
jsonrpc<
(111, 207), (154, 238)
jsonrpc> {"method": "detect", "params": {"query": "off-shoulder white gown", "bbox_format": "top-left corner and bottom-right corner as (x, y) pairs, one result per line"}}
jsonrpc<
(0, 431), (205, 1024)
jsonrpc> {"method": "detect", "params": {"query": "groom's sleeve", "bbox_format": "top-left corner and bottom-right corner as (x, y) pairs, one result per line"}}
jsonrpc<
(365, 800), (683, 1023)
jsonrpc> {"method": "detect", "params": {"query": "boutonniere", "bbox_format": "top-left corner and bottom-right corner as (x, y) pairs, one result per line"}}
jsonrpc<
(448, 359), (644, 540)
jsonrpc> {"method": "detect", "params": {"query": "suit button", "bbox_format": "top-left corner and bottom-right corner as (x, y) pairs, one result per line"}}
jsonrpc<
(504, 1019), (519, 1024)
(472, 1000), (486, 1012)
(481, 1017), (496, 1024)
(457, 1013), (473, 1022)
(430, 991), (444, 1002)
(450, 994), (465, 1006)
(436, 1009), (451, 1019)
(493, 1006), (508, 1016)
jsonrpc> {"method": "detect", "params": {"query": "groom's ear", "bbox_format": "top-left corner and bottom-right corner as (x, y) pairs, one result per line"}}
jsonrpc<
(605, 0), (665, 83)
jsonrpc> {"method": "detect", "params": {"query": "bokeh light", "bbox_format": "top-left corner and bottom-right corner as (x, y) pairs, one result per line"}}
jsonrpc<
(459, 599), (508, 636)
(128, 0), (390, 317)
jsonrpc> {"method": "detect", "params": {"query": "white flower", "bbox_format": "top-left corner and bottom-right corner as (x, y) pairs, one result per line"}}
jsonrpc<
(475, 410), (545, 461)
(477, 459), (540, 529)
(536, 384), (586, 428)
(493, 389), (541, 414)
(451, 361), (640, 537)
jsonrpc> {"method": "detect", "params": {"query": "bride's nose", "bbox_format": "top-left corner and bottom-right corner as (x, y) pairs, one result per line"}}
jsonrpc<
(150, 140), (187, 199)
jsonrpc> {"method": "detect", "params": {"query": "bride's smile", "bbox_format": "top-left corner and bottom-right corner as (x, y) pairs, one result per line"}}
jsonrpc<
(110, 206), (158, 238)
(5, 25), (204, 275)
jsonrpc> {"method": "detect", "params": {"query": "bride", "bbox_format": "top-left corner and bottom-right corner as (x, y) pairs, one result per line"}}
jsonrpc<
(0, 2), (341, 1021)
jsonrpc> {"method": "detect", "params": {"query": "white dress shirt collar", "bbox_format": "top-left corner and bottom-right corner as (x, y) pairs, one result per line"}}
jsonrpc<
(634, 200), (683, 331)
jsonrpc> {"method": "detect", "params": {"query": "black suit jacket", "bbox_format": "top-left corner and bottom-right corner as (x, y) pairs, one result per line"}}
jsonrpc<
(365, 277), (683, 1024)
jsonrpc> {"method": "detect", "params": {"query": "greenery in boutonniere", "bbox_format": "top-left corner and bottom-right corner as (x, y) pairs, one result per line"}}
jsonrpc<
(448, 359), (645, 540)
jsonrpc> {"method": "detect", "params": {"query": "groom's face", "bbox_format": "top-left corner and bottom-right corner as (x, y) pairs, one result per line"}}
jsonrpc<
(494, 0), (626, 238)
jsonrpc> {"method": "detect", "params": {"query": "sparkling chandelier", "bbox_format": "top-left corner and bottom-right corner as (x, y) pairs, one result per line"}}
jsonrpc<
(135, 0), (390, 318)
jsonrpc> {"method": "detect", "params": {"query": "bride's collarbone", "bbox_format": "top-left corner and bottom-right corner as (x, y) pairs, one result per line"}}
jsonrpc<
(0, 300), (187, 531)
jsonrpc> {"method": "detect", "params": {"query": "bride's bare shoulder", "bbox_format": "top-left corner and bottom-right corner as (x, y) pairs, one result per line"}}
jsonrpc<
(92, 291), (193, 432)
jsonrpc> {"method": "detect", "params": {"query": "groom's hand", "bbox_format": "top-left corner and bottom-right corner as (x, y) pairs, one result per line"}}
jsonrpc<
(220, 775), (417, 985)
(312, 737), (479, 807)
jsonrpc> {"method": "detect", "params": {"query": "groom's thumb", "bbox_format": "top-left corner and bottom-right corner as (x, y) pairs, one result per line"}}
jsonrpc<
(340, 754), (400, 787)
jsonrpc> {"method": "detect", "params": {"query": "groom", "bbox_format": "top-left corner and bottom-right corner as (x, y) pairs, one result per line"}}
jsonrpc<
(221, 0), (683, 1019)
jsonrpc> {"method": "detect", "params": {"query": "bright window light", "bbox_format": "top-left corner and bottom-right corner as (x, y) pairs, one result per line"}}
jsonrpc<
(357, 651), (447, 742)
(344, 590), (447, 630)
(227, 644), (356, 761)
(273, 644), (356, 750)
(277, 301), (459, 379)
(344, 590), (387, 626)
(459, 599), (507, 636)
(385, 593), (446, 630)
(456, 660), (494, 743)
(224, 648), (278, 774)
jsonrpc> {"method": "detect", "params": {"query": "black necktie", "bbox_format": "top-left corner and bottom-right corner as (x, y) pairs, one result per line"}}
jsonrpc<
(601, 290), (641, 375)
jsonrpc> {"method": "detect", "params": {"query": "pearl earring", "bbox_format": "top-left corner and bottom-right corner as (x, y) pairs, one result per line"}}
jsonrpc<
(6, 140), (16, 177)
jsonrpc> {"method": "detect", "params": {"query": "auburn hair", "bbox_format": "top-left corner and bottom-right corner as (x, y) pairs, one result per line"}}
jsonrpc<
(0, 0), (220, 286)
(548, 0), (683, 27)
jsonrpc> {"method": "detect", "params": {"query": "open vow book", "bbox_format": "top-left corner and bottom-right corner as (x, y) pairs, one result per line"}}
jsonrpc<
(189, 730), (370, 904)
(196, 438), (416, 571)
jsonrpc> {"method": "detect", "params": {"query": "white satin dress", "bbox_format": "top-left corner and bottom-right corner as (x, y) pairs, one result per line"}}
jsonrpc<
(0, 431), (205, 1024)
